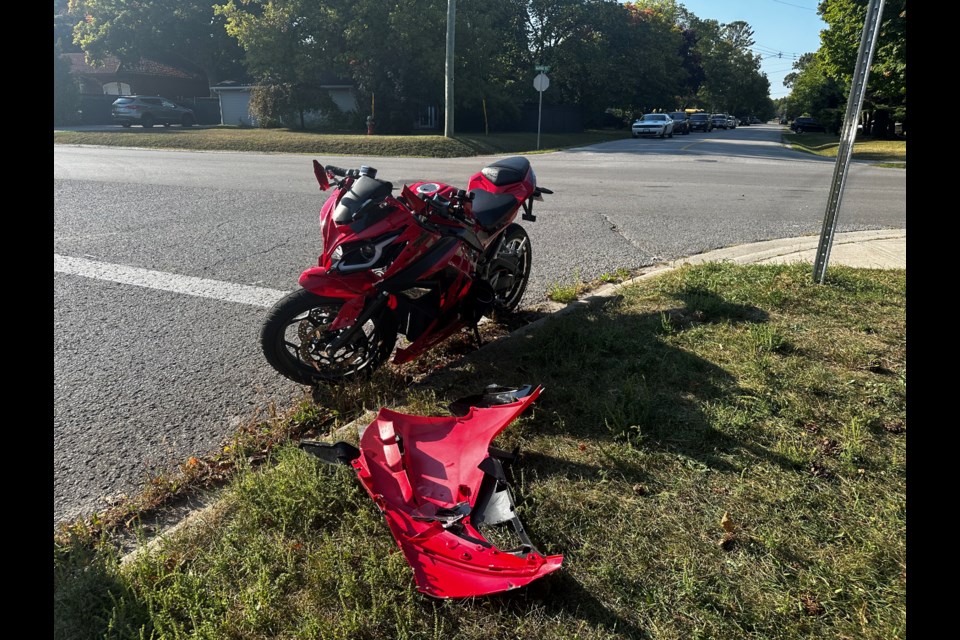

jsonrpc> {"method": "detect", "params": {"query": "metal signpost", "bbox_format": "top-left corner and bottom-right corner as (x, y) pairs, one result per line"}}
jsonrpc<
(812, 0), (886, 283)
(533, 65), (550, 150)
(444, 0), (456, 138)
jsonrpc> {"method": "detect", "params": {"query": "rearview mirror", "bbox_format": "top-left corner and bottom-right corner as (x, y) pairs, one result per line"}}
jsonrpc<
(313, 159), (330, 191)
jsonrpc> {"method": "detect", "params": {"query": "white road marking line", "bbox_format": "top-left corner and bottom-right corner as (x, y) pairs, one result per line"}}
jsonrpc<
(54, 254), (289, 308)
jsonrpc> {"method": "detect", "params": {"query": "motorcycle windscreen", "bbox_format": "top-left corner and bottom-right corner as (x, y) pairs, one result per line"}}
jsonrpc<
(350, 386), (563, 598)
(333, 176), (393, 230)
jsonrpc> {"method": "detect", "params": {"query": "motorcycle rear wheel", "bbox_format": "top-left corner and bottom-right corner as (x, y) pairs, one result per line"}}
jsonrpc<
(260, 289), (397, 385)
(487, 223), (532, 319)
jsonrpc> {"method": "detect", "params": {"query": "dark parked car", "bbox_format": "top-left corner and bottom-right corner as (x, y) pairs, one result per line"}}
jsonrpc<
(688, 112), (713, 132)
(668, 111), (691, 135)
(710, 113), (729, 129)
(111, 96), (196, 128)
(790, 117), (826, 133)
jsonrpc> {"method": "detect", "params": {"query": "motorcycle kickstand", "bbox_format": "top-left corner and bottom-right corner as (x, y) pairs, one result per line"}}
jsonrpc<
(472, 323), (484, 349)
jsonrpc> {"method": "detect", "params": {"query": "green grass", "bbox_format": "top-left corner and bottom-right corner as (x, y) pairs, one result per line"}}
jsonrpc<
(52, 127), (627, 157)
(55, 262), (906, 639)
(782, 132), (906, 167)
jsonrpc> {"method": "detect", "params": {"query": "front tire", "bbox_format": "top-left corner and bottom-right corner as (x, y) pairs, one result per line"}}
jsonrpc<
(486, 223), (532, 319)
(260, 289), (397, 385)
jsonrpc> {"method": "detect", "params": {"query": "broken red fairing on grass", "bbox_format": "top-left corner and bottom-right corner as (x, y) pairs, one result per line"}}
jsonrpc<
(302, 385), (563, 598)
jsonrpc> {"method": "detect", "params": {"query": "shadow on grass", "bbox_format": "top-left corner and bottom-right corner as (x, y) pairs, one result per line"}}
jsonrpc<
(486, 570), (651, 638)
(54, 537), (152, 639)
(420, 286), (800, 476)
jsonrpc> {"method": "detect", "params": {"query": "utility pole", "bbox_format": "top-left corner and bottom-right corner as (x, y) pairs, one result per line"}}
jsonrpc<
(812, 0), (885, 283)
(444, 0), (456, 138)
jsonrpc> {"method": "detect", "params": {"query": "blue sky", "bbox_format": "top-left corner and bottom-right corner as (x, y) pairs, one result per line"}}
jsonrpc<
(675, 0), (828, 98)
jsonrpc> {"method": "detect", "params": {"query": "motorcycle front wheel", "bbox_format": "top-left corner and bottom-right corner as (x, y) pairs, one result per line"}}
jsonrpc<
(259, 289), (397, 385)
(487, 223), (532, 319)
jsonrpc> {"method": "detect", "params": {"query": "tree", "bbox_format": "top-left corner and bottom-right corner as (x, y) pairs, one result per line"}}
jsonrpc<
(816, 0), (906, 136)
(70, 0), (246, 85)
(54, 42), (81, 125)
(687, 17), (768, 116)
(781, 51), (845, 131)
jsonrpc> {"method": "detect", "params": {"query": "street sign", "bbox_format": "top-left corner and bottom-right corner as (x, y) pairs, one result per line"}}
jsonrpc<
(535, 64), (551, 72)
(533, 73), (550, 92)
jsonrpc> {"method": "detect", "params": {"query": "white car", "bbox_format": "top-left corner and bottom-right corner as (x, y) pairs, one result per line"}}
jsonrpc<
(632, 114), (674, 138)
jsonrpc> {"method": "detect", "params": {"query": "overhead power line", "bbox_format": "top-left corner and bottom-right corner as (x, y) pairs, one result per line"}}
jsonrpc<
(769, 0), (817, 10)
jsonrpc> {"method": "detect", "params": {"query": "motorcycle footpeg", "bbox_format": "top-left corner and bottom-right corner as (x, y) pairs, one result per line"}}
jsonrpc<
(300, 440), (361, 466)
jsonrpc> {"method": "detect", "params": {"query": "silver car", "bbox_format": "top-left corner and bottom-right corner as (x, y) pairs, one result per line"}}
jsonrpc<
(111, 96), (196, 128)
(631, 113), (675, 138)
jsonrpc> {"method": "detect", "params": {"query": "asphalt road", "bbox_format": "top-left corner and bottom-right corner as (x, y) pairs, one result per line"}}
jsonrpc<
(53, 125), (906, 525)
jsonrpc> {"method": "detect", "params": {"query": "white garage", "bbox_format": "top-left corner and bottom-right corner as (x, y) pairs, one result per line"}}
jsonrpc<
(211, 84), (258, 127)
(211, 82), (359, 127)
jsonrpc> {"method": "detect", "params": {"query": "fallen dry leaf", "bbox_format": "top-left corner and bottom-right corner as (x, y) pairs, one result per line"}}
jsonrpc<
(721, 511), (735, 533)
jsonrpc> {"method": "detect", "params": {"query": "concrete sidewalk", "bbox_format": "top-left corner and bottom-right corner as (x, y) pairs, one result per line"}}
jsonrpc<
(673, 229), (906, 270)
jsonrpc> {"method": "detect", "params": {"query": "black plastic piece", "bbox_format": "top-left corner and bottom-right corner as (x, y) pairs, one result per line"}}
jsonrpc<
(300, 440), (361, 466)
(448, 384), (536, 416)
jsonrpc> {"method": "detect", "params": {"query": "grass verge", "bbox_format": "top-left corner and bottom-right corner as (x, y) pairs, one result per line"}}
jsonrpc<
(52, 127), (627, 157)
(55, 262), (906, 639)
(782, 132), (906, 167)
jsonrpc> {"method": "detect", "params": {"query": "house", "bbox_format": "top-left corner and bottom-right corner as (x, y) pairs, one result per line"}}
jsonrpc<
(211, 79), (359, 127)
(63, 53), (214, 124)
(63, 53), (209, 98)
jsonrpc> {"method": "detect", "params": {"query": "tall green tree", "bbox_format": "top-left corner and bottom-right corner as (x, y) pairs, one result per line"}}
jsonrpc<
(71, 0), (246, 85)
(690, 17), (769, 116)
(782, 51), (845, 130)
(817, 0), (906, 136)
(54, 42), (81, 125)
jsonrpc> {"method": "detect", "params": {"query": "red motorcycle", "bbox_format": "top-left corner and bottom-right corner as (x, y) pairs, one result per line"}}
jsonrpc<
(260, 157), (551, 384)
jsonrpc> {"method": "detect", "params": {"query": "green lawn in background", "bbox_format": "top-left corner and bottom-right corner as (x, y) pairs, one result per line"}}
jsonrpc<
(782, 131), (906, 167)
(53, 127), (628, 157)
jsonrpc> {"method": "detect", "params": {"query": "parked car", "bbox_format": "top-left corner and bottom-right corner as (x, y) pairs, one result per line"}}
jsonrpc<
(632, 113), (675, 138)
(668, 111), (691, 135)
(750, 116), (762, 125)
(727, 115), (737, 129)
(790, 116), (826, 133)
(737, 115), (751, 126)
(688, 112), (713, 132)
(710, 113), (729, 129)
(111, 96), (196, 128)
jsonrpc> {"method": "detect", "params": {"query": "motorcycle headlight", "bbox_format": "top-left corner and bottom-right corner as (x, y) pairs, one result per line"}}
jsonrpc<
(332, 234), (403, 273)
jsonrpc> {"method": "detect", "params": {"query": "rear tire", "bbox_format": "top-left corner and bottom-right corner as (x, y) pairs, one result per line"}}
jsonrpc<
(260, 289), (397, 385)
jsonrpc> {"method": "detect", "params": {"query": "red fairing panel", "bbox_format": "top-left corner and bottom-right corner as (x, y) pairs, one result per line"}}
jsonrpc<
(350, 386), (563, 598)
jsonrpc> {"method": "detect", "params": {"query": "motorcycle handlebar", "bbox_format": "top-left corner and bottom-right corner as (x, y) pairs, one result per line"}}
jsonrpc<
(324, 165), (352, 178)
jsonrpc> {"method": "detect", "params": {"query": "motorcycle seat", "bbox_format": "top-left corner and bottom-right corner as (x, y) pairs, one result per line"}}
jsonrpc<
(470, 190), (518, 231)
(480, 156), (530, 186)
